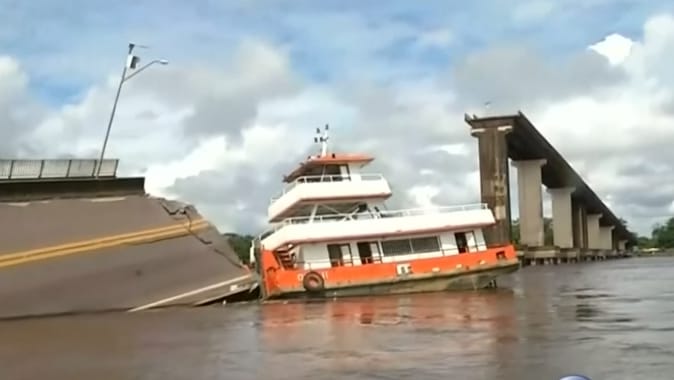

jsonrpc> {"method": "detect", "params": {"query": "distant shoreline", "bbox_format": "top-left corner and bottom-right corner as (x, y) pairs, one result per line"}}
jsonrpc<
(635, 250), (674, 257)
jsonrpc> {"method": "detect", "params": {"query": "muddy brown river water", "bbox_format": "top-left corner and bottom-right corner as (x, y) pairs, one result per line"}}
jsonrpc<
(2, 257), (673, 380)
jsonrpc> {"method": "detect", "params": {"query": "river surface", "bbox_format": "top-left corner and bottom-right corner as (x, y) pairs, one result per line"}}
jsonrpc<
(2, 257), (674, 380)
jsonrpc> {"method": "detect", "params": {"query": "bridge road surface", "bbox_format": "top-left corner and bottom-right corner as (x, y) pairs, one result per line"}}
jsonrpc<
(0, 195), (257, 319)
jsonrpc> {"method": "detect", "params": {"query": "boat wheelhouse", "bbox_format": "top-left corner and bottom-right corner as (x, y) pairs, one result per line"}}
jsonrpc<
(252, 126), (519, 299)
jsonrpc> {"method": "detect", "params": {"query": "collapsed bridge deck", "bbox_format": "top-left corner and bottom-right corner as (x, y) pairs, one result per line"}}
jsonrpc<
(0, 159), (257, 319)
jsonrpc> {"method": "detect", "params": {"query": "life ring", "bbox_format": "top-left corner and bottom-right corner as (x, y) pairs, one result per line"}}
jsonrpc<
(302, 271), (325, 292)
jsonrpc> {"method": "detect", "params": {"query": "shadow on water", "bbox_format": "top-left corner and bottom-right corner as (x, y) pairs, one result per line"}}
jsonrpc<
(2, 257), (674, 379)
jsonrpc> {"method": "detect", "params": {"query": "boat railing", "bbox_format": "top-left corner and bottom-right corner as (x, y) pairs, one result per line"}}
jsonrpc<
(269, 203), (489, 230)
(269, 173), (386, 204)
(0, 159), (119, 180)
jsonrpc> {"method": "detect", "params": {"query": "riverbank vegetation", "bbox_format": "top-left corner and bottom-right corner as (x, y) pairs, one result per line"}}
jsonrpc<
(637, 217), (674, 249)
(223, 233), (253, 264)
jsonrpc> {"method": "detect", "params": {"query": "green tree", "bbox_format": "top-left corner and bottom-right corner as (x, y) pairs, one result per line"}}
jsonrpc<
(637, 235), (654, 248)
(620, 217), (638, 240)
(223, 233), (254, 264)
(652, 217), (674, 248)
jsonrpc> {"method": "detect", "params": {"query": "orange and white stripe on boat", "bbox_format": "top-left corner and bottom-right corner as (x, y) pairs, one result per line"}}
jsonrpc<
(260, 245), (518, 296)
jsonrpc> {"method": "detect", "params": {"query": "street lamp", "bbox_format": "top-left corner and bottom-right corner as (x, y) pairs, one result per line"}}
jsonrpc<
(95, 42), (168, 177)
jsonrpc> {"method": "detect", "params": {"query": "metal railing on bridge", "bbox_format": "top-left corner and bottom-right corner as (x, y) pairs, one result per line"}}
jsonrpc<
(0, 159), (119, 180)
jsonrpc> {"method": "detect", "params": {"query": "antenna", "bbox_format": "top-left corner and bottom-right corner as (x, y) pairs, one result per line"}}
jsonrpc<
(313, 124), (330, 157)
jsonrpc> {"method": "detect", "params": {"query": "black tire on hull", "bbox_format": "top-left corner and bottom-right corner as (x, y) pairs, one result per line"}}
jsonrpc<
(302, 271), (324, 292)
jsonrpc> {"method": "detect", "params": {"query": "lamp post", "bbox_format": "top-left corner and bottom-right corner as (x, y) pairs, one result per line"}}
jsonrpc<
(95, 42), (168, 177)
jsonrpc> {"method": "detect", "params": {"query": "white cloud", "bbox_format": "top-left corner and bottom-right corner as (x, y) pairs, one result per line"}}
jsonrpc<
(589, 33), (634, 65)
(0, 57), (27, 101)
(407, 185), (441, 208)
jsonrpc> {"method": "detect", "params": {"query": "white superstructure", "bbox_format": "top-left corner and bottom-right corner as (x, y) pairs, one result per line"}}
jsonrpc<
(253, 125), (495, 269)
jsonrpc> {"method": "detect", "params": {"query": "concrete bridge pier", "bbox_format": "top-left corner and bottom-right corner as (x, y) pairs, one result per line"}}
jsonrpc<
(585, 213), (602, 261)
(618, 239), (627, 251)
(549, 187), (580, 262)
(513, 159), (546, 247)
(513, 159), (558, 265)
(471, 124), (513, 248)
(600, 225), (615, 259)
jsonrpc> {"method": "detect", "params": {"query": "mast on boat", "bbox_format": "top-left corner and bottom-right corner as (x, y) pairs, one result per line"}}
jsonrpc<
(314, 124), (330, 157)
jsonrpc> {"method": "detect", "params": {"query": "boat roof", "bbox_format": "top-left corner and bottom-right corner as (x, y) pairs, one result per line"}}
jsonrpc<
(283, 153), (374, 183)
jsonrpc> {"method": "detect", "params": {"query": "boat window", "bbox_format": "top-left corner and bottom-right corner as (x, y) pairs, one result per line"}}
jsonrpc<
(455, 232), (469, 253)
(466, 231), (479, 251)
(339, 164), (351, 180)
(327, 243), (353, 266)
(341, 244), (354, 265)
(327, 244), (344, 267)
(381, 239), (412, 256)
(356, 241), (378, 264)
(323, 164), (342, 181)
(410, 236), (440, 253)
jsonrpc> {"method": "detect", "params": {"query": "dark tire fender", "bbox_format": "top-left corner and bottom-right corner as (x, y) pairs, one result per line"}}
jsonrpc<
(302, 271), (325, 292)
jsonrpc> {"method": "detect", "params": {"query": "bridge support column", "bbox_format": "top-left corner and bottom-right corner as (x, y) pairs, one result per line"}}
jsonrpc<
(586, 213), (602, 250)
(571, 201), (581, 248)
(471, 125), (513, 247)
(574, 203), (589, 249)
(548, 187), (574, 249)
(513, 159), (547, 247)
(600, 226), (615, 250)
(618, 239), (627, 251)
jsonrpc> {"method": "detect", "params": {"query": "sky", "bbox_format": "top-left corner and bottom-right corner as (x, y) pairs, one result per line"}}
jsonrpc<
(2, 0), (674, 237)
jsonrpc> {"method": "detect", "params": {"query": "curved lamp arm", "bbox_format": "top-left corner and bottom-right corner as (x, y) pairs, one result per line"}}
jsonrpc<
(123, 59), (168, 82)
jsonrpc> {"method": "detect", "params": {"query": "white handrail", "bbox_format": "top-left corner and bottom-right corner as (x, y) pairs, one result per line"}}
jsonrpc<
(268, 203), (488, 231)
(0, 159), (119, 180)
(269, 173), (386, 204)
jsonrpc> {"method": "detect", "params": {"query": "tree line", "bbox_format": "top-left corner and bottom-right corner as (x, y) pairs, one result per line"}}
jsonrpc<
(224, 233), (254, 264)
(637, 217), (674, 249)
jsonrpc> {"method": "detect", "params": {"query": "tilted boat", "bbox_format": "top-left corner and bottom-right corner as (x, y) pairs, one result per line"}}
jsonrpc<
(251, 126), (520, 300)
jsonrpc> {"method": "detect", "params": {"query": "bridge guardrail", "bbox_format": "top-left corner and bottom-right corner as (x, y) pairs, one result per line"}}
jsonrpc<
(0, 159), (119, 180)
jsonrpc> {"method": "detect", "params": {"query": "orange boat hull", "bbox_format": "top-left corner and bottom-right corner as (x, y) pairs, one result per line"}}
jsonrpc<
(259, 245), (520, 300)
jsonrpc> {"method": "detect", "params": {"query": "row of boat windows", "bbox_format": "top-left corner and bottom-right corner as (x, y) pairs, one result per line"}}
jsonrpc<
(325, 232), (477, 267)
(380, 236), (440, 255)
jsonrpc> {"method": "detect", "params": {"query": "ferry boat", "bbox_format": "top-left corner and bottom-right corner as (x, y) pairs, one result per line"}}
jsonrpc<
(251, 126), (519, 300)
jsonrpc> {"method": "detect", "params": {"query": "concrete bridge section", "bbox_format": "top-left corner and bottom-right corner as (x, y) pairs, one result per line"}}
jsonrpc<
(465, 112), (635, 265)
(0, 158), (257, 319)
